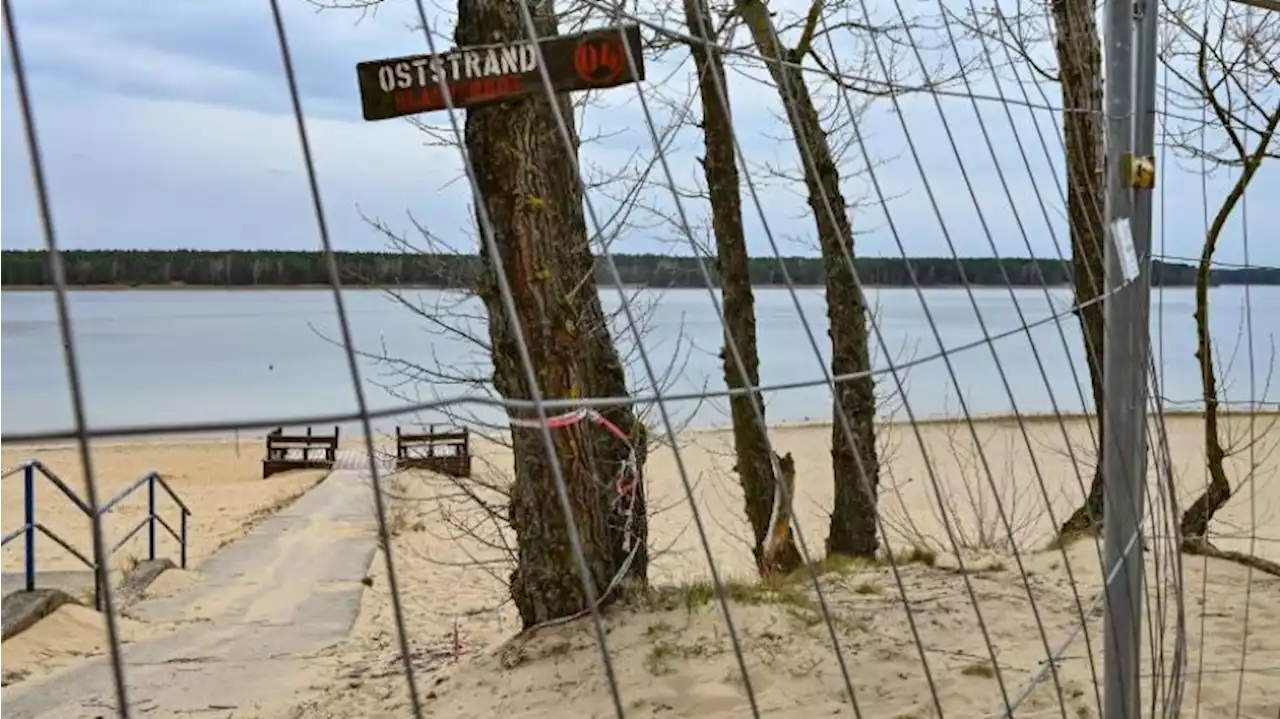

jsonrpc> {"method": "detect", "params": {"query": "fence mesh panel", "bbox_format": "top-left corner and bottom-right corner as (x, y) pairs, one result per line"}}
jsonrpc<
(2, 0), (1276, 717)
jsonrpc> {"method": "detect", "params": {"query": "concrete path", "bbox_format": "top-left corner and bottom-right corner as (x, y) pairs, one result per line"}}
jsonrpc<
(333, 448), (394, 472)
(0, 468), (379, 719)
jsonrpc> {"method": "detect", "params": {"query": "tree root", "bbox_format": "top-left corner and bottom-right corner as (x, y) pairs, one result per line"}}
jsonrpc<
(1181, 537), (1280, 579)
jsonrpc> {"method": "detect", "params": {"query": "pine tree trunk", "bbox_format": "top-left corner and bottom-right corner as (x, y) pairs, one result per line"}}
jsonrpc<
(684, 0), (801, 574)
(738, 1), (881, 557)
(1053, 0), (1109, 538)
(459, 0), (648, 628)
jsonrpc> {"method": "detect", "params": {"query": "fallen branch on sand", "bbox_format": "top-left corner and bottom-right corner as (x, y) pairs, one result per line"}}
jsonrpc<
(1181, 537), (1280, 578)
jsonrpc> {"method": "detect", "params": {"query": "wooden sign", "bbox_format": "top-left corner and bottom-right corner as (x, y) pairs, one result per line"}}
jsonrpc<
(355, 24), (645, 122)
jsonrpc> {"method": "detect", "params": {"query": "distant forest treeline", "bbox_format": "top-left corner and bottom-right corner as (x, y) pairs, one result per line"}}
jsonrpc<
(1, 250), (1275, 288)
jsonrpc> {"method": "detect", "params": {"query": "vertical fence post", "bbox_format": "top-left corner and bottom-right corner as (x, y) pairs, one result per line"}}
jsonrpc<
(1101, 0), (1147, 714)
(180, 510), (188, 569)
(24, 463), (35, 592)
(147, 473), (157, 562)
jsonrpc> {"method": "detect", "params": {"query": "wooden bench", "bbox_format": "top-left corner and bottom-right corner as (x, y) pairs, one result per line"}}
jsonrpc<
(263, 426), (339, 479)
(395, 426), (472, 478)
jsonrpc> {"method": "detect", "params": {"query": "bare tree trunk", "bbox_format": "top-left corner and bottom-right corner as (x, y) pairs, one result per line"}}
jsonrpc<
(1052, 0), (1109, 538)
(1180, 241), (1232, 538)
(738, 0), (881, 558)
(1181, 109), (1278, 539)
(459, 0), (648, 628)
(685, 0), (801, 574)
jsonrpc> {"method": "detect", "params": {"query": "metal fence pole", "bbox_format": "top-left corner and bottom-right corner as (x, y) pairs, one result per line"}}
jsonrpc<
(1133, 0), (1159, 554)
(1133, 3), (1159, 246)
(148, 474), (157, 562)
(24, 463), (36, 592)
(1102, 0), (1147, 713)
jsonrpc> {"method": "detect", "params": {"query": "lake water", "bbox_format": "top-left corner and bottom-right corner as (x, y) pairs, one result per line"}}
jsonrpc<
(2, 286), (1276, 439)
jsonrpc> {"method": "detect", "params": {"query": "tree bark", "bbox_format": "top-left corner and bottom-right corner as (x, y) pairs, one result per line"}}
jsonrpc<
(684, 0), (801, 574)
(1051, 0), (1109, 538)
(738, 0), (881, 558)
(459, 0), (648, 628)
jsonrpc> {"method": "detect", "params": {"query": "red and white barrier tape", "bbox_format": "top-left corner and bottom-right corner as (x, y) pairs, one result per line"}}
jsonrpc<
(508, 408), (642, 631)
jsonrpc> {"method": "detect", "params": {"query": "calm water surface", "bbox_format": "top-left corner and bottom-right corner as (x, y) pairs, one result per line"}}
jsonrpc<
(2, 286), (1276, 437)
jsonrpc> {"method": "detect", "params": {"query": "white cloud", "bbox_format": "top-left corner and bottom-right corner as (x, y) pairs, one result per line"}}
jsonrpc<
(20, 23), (269, 100)
(2, 76), (467, 250)
(0, 0), (1275, 268)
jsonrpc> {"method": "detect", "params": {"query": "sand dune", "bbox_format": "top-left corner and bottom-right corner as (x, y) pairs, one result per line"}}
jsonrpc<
(279, 413), (1279, 718)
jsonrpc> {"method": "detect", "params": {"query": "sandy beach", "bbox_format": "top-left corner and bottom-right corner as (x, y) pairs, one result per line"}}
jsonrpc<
(2, 414), (1276, 716)
(0, 438), (330, 683)
(1, 439), (328, 576)
(277, 412), (1278, 718)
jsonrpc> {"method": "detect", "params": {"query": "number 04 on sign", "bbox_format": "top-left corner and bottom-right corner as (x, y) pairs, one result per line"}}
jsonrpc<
(355, 24), (645, 121)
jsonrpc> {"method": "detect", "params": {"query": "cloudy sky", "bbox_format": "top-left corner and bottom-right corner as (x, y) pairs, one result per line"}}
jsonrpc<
(2, 0), (1275, 268)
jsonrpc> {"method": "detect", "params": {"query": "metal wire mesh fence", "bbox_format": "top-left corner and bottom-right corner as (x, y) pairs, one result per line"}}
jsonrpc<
(1, 0), (1277, 717)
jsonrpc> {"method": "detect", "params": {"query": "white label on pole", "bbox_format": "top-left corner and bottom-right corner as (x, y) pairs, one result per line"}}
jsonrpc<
(1109, 218), (1140, 283)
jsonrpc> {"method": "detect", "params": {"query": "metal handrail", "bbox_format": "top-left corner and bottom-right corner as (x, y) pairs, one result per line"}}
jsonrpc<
(1, 460), (192, 608)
